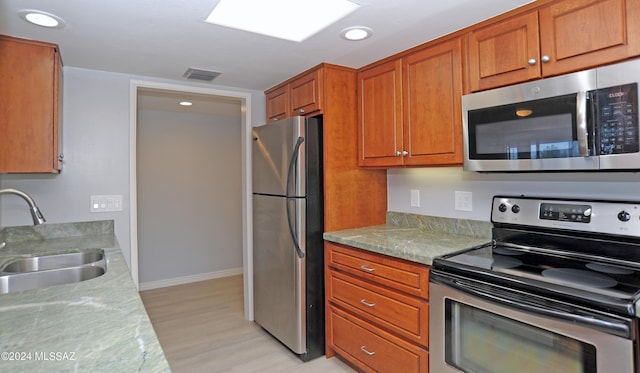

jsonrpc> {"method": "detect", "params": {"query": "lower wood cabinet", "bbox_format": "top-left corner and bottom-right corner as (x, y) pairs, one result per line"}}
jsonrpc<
(325, 242), (430, 373)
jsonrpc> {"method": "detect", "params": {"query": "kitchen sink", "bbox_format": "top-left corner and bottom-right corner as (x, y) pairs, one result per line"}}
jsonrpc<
(0, 265), (106, 294)
(1, 249), (104, 273)
(0, 249), (107, 294)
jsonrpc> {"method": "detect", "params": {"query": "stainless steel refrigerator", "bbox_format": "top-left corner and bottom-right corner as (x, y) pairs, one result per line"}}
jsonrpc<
(251, 116), (324, 361)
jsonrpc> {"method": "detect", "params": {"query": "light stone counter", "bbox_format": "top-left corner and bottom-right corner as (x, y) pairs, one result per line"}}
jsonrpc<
(0, 221), (171, 372)
(323, 212), (492, 265)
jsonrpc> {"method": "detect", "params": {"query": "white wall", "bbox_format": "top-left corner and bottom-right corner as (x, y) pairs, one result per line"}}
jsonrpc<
(0, 67), (266, 270)
(137, 109), (242, 284)
(388, 167), (640, 221)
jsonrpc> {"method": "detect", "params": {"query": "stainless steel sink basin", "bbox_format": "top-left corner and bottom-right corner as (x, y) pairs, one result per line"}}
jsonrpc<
(1, 249), (104, 273)
(0, 265), (106, 294)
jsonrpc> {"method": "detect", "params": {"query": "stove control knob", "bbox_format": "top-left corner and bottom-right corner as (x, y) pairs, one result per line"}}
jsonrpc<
(511, 205), (520, 213)
(618, 211), (631, 222)
(583, 208), (592, 217)
(498, 203), (507, 212)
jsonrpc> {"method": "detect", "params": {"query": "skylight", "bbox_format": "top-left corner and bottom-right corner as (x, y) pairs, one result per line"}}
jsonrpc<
(205, 0), (360, 42)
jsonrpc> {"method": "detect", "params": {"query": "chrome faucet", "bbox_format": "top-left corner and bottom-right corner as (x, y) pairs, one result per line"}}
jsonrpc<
(0, 188), (46, 225)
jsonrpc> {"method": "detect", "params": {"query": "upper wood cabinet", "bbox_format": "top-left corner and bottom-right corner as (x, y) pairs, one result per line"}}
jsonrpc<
(265, 68), (323, 122)
(265, 84), (289, 122)
(467, 0), (640, 92)
(264, 64), (388, 231)
(539, 0), (640, 76)
(358, 38), (463, 167)
(358, 59), (403, 167)
(0, 35), (63, 173)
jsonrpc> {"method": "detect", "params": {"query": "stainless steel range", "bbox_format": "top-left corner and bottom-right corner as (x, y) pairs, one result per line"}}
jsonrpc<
(430, 196), (640, 373)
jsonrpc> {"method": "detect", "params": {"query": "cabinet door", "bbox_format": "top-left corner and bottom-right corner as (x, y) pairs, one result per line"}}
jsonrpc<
(0, 36), (62, 173)
(357, 59), (403, 167)
(290, 69), (323, 116)
(539, 0), (640, 76)
(467, 11), (540, 92)
(403, 38), (463, 166)
(265, 85), (289, 122)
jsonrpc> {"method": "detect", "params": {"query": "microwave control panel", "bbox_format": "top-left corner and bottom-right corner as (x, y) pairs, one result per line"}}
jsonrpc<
(597, 82), (638, 155)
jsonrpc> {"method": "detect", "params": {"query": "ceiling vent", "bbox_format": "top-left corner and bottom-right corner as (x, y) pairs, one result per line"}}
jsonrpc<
(183, 68), (221, 82)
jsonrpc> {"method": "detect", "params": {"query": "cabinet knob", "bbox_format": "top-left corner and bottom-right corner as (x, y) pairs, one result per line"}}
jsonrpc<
(541, 55), (550, 63)
(271, 117), (278, 121)
(402, 150), (408, 156)
(528, 58), (537, 66)
(395, 151), (402, 157)
(299, 109), (305, 113)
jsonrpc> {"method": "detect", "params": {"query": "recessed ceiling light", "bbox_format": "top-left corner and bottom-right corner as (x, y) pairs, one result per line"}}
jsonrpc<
(179, 101), (193, 107)
(18, 10), (65, 28)
(341, 26), (373, 41)
(205, 0), (360, 42)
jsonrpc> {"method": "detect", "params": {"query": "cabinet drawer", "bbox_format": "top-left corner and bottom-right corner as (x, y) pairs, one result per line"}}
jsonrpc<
(326, 242), (429, 299)
(329, 307), (428, 373)
(328, 270), (429, 347)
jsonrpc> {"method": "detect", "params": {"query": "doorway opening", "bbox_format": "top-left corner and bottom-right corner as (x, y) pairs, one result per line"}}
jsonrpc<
(129, 80), (254, 320)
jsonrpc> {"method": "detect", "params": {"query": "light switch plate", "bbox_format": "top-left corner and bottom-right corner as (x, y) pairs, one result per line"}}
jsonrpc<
(455, 191), (473, 211)
(91, 195), (123, 212)
(410, 189), (420, 207)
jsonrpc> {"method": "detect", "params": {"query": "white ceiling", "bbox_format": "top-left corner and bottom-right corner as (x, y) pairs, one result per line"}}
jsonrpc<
(1, 0), (534, 92)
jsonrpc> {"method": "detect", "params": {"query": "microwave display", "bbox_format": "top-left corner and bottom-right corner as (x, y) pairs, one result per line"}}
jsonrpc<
(596, 83), (638, 155)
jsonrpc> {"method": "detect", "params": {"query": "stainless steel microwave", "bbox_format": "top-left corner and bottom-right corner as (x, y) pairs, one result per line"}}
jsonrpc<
(462, 59), (640, 172)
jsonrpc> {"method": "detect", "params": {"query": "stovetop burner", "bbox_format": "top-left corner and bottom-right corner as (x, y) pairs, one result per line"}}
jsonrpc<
(433, 196), (640, 316)
(443, 244), (640, 301)
(542, 268), (618, 289)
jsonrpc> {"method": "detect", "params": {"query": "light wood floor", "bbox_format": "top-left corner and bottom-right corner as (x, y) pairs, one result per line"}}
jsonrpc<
(140, 275), (355, 373)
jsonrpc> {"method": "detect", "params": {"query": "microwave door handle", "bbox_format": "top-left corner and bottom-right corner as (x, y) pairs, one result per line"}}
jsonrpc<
(576, 91), (590, 157)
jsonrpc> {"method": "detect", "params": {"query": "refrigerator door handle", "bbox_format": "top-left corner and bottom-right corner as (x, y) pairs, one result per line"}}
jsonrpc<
(286, 136), (305, 259)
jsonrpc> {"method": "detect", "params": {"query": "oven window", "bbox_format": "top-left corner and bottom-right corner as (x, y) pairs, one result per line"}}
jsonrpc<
(445, 300), (596, 373)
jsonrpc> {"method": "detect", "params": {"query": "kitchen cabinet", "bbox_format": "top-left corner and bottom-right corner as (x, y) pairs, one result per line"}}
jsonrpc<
(325, 242), (430, 373)
(265, 68), (322, 122)
(467, 0), (640, 92)
(0, 35), (63, 173)
(265, 85), (289, 122)
(264, 64), (387, 231)
(358, 37), (463, 167)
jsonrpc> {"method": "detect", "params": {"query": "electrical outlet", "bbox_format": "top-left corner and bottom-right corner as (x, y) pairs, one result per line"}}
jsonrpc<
(410, 189), (420, 207)
(91, 195), (123, 212)
(455, 191), (472, 212)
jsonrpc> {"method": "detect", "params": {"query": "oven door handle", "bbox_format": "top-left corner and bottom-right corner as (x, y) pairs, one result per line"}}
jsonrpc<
(433, 273), (633, 339)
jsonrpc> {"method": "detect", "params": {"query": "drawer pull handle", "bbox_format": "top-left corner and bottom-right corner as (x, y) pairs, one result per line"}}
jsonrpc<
(360, 299), (376, 307)
(360, 346), (376, 356)
(359, 265), (375, 272)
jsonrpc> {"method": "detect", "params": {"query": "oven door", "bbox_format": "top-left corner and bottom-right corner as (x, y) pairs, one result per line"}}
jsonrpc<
(430, 271), (637, 373)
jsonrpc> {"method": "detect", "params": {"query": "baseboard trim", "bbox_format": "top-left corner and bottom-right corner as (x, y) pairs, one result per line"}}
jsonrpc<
(139, 267), (243, 291)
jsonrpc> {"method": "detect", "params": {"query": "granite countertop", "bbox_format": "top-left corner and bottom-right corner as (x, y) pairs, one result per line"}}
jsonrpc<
(323, 212), (493, 265)
(0, 221), (170, 372)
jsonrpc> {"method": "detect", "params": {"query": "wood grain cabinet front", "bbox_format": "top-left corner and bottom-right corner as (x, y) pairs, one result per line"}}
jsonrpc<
(265, 68), (322, 122)
(325, 242), (430, 373)
(0, 35), (63, 173)
(467, 0), (640, 92)
(358, 37), (463, 167)
(264, 64), (387, 232)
